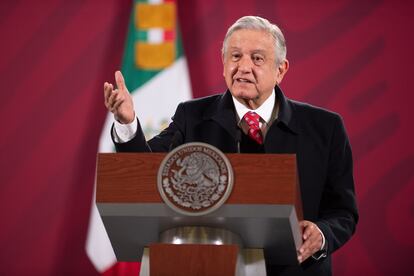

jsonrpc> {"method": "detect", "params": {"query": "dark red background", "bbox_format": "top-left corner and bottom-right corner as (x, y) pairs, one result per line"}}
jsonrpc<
(0, 0), (413, 275)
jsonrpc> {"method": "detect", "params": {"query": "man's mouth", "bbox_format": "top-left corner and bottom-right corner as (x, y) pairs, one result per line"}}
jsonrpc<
(234, 78), (254, 83)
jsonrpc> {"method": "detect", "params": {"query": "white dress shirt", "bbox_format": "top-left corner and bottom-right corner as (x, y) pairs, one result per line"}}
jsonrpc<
(232, 89), (278, 138)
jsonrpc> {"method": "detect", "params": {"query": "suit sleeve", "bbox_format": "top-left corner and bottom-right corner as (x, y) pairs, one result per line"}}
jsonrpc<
(316, 115), (359, 254)
(111, 102), (186, 153)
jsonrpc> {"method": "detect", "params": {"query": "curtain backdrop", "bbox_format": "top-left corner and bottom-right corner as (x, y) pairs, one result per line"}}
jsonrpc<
(0, 0), (412, 275)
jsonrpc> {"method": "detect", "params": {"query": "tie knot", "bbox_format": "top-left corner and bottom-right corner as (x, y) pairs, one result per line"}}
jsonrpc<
(243, 111), (263, 144)
(243, 111), (260, 127)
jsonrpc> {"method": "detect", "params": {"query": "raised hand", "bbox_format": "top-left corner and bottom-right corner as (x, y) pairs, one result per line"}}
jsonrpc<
(104, 71), (135, 124)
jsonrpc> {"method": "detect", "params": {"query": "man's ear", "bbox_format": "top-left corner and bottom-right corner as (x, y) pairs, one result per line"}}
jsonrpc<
(276, 59), (289, 84)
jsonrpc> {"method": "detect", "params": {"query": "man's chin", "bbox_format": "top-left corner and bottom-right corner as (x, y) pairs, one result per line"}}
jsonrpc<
(231, 90), (259, 101)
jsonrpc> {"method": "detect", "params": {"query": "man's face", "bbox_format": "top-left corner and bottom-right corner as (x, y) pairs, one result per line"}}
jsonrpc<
(222, 29), (287, 108)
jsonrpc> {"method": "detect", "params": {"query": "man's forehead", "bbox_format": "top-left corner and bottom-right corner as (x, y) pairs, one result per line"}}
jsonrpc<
(227, 36), (275, 54)
(229, 28), (271, 38)
(227, 46), (269, 54)
(228, 29), (273, 44)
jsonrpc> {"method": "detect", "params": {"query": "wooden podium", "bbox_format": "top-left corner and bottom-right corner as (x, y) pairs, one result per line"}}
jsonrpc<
(96, 153), (302, 275)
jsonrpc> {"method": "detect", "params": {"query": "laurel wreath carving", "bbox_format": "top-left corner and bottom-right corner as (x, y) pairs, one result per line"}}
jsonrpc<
(162, 152), (228, 210)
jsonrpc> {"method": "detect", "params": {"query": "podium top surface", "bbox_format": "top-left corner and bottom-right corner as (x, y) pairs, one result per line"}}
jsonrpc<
(97, 153), (299, 208)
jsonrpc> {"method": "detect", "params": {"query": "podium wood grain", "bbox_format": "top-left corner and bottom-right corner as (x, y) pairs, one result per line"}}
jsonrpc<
(96, 153), (302, 218)
(149, 244), (239, 276)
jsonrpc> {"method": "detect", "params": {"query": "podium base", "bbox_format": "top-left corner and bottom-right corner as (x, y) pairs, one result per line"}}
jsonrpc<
(139, 247), (266, 276)
(139, 226), (266, 276)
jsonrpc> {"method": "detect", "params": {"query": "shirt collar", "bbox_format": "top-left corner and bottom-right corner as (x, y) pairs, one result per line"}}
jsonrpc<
(232, 89), (276, 124)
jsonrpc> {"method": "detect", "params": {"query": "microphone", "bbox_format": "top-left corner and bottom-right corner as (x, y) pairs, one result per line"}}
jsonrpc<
(169, 130), (183, 152)
(235, 128), (242, 153)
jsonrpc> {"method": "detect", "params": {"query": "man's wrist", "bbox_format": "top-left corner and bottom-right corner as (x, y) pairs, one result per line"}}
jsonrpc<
(312, 226), (327, 260)
(113, 116), (138, 143)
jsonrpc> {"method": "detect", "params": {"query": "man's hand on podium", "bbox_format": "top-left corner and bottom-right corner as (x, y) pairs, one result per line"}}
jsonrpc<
(104, 71), (135, 124)
(297, 220), (324, 263)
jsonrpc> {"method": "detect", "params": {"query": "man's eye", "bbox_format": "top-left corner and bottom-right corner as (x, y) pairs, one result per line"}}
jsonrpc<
(231, 54), (241, 60)
(253, 55), (264, 64)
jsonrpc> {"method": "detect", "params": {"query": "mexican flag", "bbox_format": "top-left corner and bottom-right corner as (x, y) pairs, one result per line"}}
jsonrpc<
(86, 0), (192, 273)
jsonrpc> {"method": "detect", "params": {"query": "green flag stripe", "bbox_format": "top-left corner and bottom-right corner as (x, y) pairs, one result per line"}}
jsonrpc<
(136, 30), (148, 41)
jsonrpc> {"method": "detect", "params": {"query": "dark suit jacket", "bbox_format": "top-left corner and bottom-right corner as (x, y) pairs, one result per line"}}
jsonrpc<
(113, 86), (358, 276)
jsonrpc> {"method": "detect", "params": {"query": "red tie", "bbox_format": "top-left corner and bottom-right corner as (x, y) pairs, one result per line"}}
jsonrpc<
(243, 111), (263, 144)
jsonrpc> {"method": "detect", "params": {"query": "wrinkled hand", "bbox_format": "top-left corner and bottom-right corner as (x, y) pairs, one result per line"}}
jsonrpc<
(104, 71), (135, 124)
(297, 220), (323, 263)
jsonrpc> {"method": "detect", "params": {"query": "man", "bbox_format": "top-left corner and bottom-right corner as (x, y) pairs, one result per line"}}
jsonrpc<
(103, 16), (358, 275)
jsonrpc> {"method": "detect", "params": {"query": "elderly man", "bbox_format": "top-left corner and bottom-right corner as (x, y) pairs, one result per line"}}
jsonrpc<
(104, 16), (358, 275)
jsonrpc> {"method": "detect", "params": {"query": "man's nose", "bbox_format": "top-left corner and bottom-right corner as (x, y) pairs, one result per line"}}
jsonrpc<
(238, 56), (253, 73)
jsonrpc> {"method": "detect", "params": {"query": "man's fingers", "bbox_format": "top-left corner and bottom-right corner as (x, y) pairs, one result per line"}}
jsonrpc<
(299, 220), (311, 230)
(298, 235), (322, 263)
(297, 220), (323, 263)
(108, 89), (128, 110)
(115, 70), (126, 91)
(299, 241), (308, 254)
(298, 240), (313, 263)
(300, 230), (319, 251)
(299, 235), (315, 252)
(104, 71), (133, 122)
(111, 98), (124, 112)
(104, 82), (113, 104)
(298, 244), (310, 263)
(300, 221), (314, 240)
(107, 89), (120, 109)
(303, 225), (315, 240)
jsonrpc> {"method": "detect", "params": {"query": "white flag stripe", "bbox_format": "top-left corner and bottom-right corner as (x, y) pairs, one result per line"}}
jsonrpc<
(133, 57), (192, 138)
(86, 198), (116, 272)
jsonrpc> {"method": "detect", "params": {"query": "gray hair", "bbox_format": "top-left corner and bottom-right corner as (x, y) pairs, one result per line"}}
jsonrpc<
(222, 16), (287, 65)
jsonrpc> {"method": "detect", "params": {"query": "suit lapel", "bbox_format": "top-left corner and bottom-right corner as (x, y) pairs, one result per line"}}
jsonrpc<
(203, 91), (239, 140)
(264, 86), (299, 153)
(196, 87), (300, 153)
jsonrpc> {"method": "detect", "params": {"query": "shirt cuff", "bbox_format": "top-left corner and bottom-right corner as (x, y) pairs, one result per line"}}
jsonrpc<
(113, 117), (138, 143)
(312, 226), (327, 260)
(317, 227), (326, 251)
